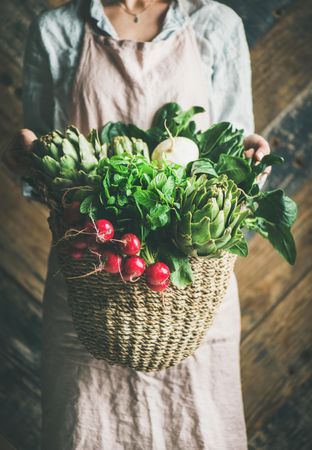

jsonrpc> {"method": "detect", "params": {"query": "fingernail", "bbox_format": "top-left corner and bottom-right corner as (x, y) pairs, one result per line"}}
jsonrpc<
(257, 151), (264, 161)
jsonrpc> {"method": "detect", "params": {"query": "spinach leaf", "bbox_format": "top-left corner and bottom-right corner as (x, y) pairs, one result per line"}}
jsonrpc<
(127, 124), (158, 150)
(149, 103), (204, 141)
(206, 135), (245, 162)
(216, 154), (251, 184)
(198, 123), (244, 158)
(186, 159), (218, 178)
(245, 217), (296, 265)
(252, 154), (284, 177)
(158, 241), (193, 288)
(152, 103), (182, 129)
(99, 121), (129, 144)
(255, 189), (298, 227)
(197, 122), (231, 154)
(266, 222), (296, 265)
(179, 120), (197, 139)
(173, 106), (205, 135)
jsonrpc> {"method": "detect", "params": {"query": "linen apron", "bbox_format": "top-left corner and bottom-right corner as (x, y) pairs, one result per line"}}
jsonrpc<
(41, 4), (248, 450)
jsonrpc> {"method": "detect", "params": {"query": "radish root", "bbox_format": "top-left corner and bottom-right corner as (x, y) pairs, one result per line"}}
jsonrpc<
(66, 263), (105, 280)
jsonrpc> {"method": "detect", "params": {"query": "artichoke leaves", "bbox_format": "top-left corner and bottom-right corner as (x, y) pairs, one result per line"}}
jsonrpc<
(171, 174), (250, 257)
(109, 135), (150, 161)
(30, 126), (107, 198)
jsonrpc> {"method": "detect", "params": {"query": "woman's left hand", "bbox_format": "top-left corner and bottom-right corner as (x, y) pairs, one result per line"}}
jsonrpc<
(243, 133), (271, 186)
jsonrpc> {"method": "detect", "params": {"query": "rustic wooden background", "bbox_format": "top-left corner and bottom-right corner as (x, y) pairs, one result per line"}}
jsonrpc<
(0, 1), (311, 449)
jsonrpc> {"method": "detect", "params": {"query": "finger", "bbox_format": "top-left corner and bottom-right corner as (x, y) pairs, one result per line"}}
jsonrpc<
(254, 141), (270, 162)
(243, 133), (264, 149)
(244, 133), (271, 157)
(256, 171), (268, 183)
(19, 129), (37, 151)
(256, 165), (272, 186)
(244, 148), (255, 159)
(263, 166), (272, 175)
(2, 129), (36, 175)
(12, 129), (37, 152)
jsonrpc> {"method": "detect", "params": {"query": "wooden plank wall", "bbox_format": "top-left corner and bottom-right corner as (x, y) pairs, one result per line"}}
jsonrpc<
(0, 1), (311, 449)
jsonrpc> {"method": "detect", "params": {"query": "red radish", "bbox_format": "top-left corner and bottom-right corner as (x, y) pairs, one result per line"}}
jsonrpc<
(147, 278), (170, 292)
(145, 262), (170, 285)
(119, 233), (141, 255)
(69, 250), (84, 260)
(83, 218), (114, 241)
(63, 201), (82, 225)
(101, 249), (122, 274)
(123, 256), (146, 281)
(95, 219), (114, 242)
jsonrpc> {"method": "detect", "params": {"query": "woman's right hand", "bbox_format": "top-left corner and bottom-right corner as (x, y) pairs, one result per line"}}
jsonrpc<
(2, 128), (37, 177)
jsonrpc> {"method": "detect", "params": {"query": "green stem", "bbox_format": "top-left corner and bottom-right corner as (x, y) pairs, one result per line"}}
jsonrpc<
(140, 243), (156, 265)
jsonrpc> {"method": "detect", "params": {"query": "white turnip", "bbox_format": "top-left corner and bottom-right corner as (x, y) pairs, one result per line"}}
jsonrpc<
(152, 136), (199, 168)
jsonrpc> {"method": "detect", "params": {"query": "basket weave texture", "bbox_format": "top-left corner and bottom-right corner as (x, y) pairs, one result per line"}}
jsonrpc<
(52, 215), (236, 372)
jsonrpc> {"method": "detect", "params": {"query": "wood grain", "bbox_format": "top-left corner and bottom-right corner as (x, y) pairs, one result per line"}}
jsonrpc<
(241, 270), (312, 447)
(0, 0), (47, 64)
(0, 435), (16, 450)
(0, 268), (42, 450)
(251, 0), (312, 131)
(0, 51), (23, 152)
(249, 378), (312, 450)
(48, 0), (70, 6)
(0, 171), (50, 302)
(263, 82), (312, 196)
(236, 179), (312, 338)
(221, 0), (296, 47)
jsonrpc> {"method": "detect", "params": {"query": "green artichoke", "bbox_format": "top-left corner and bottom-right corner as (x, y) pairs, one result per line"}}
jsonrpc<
(171, 174), (250, 257)
(109, 136), (150, 161)
(29, 126), (105, 199)
(29, 126), (151, 202)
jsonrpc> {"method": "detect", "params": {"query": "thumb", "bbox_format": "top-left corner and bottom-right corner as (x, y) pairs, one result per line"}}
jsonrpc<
(13, 129), (37, 152)
(2, 129), (37, 176)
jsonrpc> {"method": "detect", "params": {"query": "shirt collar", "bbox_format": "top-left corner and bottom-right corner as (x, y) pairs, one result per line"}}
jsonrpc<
(88, 0), (187, 41)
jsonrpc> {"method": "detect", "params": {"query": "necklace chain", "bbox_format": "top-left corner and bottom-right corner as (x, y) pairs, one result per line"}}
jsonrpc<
(118, 0), (156, 23)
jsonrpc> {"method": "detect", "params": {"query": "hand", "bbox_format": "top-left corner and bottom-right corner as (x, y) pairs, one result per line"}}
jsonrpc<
(243, 133), (271, 186)
(2, 129), (37, 177)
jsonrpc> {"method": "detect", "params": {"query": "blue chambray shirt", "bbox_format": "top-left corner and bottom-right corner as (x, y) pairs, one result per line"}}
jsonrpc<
(22, 0), (255, 197)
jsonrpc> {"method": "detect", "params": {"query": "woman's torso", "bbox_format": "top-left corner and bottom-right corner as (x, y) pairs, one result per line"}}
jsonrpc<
(23, 0), (252, 135)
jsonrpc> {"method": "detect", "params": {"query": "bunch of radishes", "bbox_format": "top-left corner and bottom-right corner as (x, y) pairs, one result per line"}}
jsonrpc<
(62, 201), (171, 292)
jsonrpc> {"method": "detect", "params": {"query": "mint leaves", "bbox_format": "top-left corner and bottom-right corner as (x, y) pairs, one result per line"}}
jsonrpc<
(96, 154), (187, 236)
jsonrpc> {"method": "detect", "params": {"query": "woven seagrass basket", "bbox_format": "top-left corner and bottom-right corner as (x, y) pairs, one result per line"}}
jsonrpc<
(50, 212), (236, 372)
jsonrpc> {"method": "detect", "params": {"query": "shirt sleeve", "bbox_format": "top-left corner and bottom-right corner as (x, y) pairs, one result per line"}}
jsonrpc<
(22, 16), (54, 135)
(21, 16), (54, 201)
(210, 17), (255, 136)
